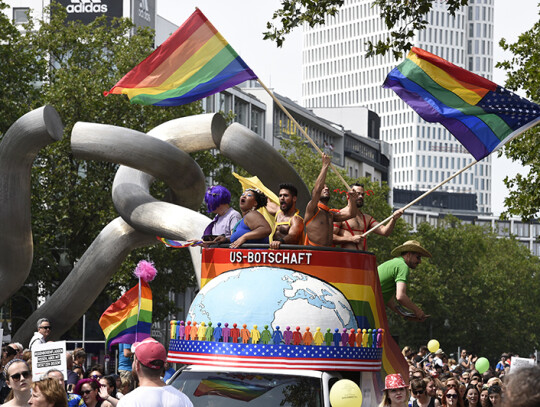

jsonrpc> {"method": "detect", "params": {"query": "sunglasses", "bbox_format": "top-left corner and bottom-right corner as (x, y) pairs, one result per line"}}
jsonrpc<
(413, 390), (425, 395)
(90, 375), (102, 379)
(81, 390), (94, 395)
(446, 394), (458, 399)
(39, 326), (51, 330)
(10, 371), (31, 381)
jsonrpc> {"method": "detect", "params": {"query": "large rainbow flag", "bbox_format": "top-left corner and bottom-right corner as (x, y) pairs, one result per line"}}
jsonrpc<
(383, 47), (540, 160)
(105, 8), (257, 106)
(99, 281), (153, 348)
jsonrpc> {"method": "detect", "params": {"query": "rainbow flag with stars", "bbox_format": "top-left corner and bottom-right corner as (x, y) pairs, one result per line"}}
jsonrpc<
(105, 8), (257, 106)
(99, 281), (153, 349)
(383, 47), (540, 160)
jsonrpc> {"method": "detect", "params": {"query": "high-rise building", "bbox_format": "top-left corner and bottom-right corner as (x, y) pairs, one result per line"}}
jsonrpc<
(302, 0), (494, 213)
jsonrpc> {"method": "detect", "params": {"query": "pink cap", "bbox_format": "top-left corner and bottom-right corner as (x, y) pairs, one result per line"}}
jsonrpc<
(133, 337), (167, 370)
(385, 373), (407, 390)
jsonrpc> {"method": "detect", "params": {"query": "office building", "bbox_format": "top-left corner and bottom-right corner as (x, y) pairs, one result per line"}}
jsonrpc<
(302, 0), (494, 213)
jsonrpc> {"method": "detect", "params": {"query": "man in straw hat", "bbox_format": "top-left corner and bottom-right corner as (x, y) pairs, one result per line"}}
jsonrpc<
(378, 240), (431, 322)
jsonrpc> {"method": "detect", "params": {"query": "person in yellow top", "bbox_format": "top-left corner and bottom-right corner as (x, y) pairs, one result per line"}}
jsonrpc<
(269, 183), (304, 249)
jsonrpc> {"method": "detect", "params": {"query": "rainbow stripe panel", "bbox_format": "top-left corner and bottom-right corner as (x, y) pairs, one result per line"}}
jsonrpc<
(383, 47), (540, 160)
(99, 280), (152, 348)
(106, 8), (257, 106)
(200, 248), (408, 382)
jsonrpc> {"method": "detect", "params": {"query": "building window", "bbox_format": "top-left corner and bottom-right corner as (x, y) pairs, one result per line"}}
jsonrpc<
(13, 7), (29, 24)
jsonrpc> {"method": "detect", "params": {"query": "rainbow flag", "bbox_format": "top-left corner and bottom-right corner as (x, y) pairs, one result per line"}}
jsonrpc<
(383, 47), (540, 160)
(105, 8), (257, 106)
(99, 281), (153, 348)
(194, 377), (272, 402)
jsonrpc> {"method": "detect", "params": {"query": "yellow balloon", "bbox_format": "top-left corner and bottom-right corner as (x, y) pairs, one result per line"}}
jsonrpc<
(427, 339), (440, 353)
(329, 379), (363, 407)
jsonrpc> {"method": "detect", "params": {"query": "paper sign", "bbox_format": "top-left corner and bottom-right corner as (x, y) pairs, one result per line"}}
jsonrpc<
(510, 356), (536, 373)
(31, 341), (67, 382)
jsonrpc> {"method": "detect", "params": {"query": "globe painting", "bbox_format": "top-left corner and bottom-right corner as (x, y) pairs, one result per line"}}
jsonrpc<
(188, 266), (358, 332)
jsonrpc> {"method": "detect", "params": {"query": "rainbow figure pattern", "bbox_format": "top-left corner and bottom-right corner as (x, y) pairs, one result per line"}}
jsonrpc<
(168, 320), (384, 371)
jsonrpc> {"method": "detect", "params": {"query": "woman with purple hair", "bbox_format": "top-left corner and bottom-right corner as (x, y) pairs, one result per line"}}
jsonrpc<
(202, 185), (242, 244)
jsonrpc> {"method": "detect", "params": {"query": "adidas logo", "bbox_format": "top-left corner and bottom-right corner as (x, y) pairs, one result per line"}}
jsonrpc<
(67, 0), (108, 14)
(137, 0), (151, 22)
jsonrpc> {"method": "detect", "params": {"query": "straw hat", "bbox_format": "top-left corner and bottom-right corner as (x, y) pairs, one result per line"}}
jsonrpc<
(391, 240), (432, 258)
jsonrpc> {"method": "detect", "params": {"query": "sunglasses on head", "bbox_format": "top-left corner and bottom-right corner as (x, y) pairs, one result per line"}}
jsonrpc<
(413, 390), (425, 395)
(10, 371), (31, 381)
(81, 390), (94, 395)
(447, 394), (458, 399)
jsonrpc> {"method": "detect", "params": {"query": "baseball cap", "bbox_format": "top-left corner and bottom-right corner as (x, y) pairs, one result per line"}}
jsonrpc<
(132, 337), (166, 370)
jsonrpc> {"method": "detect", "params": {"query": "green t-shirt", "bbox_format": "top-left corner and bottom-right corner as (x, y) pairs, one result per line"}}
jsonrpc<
(377, 256), (410, 304)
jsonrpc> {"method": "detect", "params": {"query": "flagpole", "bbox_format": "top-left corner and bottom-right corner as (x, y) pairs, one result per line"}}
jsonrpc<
(256, 78), (351, 191)
(136, 278), (141, 342)
(360, 159), (478, 238)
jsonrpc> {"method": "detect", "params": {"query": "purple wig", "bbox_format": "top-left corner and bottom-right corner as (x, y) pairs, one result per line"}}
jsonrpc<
(205, 185), (231, 212)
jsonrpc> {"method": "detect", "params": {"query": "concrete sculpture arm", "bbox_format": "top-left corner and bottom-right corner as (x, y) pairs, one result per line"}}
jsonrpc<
(0, 106), (64, 306)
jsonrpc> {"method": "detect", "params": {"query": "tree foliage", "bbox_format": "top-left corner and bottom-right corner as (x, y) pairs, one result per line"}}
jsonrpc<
(496, 16), (540, 221)
(264, 0), (469, 58)
(391, 216), (540, 361)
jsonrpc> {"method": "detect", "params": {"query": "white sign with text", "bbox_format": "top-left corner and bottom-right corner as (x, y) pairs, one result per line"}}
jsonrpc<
(31, 341), (67, 382)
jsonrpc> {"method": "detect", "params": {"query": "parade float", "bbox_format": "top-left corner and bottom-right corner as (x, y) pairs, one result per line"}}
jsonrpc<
(166, 244), (408, 407)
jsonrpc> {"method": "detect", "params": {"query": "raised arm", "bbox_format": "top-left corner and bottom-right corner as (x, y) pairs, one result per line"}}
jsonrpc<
(304, 154), (331, 222)
(333, 190), (358, 222)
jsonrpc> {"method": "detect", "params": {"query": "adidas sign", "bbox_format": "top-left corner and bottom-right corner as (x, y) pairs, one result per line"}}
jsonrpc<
(67, 0), (108, 14)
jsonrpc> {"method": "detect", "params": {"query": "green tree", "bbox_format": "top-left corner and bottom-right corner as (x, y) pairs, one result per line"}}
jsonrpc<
(496, 18), (540, 221)
(0, 2), (42, 133)
(264, 0), (469, 58)
(390, 216), (540, 361)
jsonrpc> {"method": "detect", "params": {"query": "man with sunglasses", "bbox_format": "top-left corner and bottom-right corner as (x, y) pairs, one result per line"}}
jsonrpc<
(29, 318), (51, 350)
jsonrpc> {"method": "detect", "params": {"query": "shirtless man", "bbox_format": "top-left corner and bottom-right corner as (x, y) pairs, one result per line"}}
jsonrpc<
(269, 183), (304, 249)
(334, 183), (403, 250)
(304, 154), (357, 247)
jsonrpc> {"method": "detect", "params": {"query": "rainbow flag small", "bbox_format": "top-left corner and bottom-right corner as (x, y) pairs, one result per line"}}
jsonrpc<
(383, 47), (540, 160)
(105, 8), (257, 106)
(99, 281), (153, 348)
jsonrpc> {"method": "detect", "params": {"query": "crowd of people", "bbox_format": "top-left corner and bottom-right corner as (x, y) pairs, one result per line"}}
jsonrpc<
(0, 320), (192, 407)
(378, 347), (540, 407)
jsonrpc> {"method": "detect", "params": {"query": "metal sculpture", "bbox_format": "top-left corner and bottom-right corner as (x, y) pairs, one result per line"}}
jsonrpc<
(3, 109), (308, 344)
